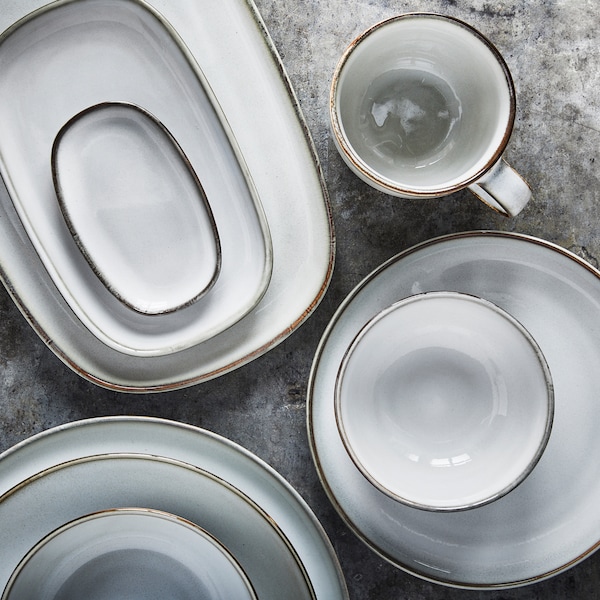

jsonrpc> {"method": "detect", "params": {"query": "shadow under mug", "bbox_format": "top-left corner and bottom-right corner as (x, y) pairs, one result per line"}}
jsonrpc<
(330, 13), (531, 217)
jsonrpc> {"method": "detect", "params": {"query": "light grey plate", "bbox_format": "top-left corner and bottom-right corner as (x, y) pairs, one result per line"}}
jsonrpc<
(308, 231), (600, 589)
(0, 454), (314, 600)
(0, 417), (348, 599)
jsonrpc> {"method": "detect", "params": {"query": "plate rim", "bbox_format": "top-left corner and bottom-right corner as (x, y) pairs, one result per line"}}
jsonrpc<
(0, 0), (335, 390)
(0, 416), (349, 599)
(307, 229), (600, 589)
(0, 452), (315, 600)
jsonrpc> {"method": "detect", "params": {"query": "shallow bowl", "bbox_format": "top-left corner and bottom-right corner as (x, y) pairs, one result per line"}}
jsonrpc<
(2, 507), (256, 600)
(334, 291), (554, 511)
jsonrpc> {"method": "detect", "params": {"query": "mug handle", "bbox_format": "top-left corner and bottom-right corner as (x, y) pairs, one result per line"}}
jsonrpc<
(468, 158), (532, 217)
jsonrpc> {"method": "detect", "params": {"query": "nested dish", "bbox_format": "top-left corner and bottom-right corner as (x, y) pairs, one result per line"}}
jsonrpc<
(3, 508), (256, 600)
(308, 231), (600, 588)
(335, 291), (553, 512)
(52, 102), (222, 316)
(0, 0), (333, 390)
(0, 417), (348, 599)
(0, 455), (315, 600)
(0, 0), (272, 356)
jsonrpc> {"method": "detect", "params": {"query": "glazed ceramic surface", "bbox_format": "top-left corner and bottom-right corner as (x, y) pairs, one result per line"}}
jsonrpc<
(3, 508), (256, 600)
(308, 231), (600, 588)
(0, 455), (314, 600)
(330, 14), (530, 215)
(0, 0), (273, 357)
(52, 102), (221, 316)
(0, 0), (333, 386)
(335, 291), (553, 511)
(0, 417), (348, 599)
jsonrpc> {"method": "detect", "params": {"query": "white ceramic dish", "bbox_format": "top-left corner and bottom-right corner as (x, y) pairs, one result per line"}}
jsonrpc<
(308, 231), (600, 588)
(335, 291), (553, 511)
(0, 455), (314, 600)
(0, 0), (333, 387)
(3, 508), (256, 600)
(0, 0), (272, 356)
(52, 102), (221, 316)
(0, 417), (348, 599)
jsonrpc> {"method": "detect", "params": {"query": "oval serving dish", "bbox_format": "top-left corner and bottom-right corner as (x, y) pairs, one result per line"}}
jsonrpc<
(0, 0), (334, 390)
(0, 0), (272, 356)
(52, 102), (221, 316)
(3, 508), (257, 600)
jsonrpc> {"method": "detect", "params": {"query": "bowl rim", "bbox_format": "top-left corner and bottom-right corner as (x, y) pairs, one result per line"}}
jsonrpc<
(333, 290), (555, 512)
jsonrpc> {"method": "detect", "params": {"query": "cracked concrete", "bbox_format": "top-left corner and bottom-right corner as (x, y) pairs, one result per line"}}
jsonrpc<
(1, 1), (600, 599)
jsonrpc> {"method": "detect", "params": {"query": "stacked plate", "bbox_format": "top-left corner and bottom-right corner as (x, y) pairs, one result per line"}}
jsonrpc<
(308, 231), (600, 589)
(0, 417), (348, 599)
(0, 0), (334, 391)
(4, 508), (260, 600)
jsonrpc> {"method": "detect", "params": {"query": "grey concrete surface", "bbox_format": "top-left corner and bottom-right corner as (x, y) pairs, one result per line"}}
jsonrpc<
(1, 0), (600, 598)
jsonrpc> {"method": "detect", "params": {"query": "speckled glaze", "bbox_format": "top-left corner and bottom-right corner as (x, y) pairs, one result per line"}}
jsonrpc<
(1, 0), (599, 598)
(0, 417), (348, 599)
(330, 13), (531, 216)
(3, 508), (257, 600)
(0, 0), (334, 388)
(0, 454), (314, 600)
(52, 102), (222, 316)
(0, 0), (273, 357)
(309, 231), (600, 588)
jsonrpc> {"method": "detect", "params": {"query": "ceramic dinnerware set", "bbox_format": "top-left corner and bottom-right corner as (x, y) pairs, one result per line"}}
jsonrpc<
(0, 0), (344, 596)
(308, 12), (600, 588)
(308, 231), (600, 588)
(1, 0), (600, 597)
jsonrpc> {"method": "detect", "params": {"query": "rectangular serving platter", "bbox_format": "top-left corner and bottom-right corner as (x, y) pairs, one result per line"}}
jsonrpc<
(0, 0), (334, 391)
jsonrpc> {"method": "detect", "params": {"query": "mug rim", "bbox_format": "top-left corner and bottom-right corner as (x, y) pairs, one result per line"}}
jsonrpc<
(329, 12), (517, 198)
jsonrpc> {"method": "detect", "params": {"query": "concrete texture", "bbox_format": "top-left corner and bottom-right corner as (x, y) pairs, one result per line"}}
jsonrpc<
(1, 0), (600, 598)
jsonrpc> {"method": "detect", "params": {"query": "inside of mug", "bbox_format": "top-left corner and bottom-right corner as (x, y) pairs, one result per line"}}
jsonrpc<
(334, 15), (513, 194)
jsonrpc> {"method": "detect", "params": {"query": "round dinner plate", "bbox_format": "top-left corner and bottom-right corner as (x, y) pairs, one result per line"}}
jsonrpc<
(308, 231), (600, 588)
(0, 454), (312, 600)
(0, 418), (348, 599)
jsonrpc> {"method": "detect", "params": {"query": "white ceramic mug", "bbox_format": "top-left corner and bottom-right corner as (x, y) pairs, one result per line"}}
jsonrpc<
(330, 13), (531, 216)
